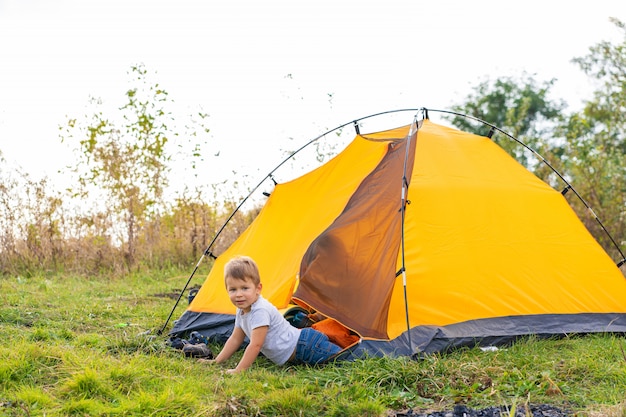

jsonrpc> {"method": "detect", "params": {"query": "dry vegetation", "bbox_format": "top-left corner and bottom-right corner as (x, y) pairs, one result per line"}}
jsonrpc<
(0, 162), (261, 277)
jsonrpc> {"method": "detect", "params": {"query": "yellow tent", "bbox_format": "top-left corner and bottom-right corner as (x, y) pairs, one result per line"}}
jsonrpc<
(171, 116), (626, 356)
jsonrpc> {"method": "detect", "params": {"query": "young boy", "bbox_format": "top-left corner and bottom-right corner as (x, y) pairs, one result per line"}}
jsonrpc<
(200, 255), (342, 374)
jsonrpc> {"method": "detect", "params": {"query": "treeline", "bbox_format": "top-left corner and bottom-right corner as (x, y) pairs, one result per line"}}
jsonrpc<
(0, 166), (261, 276)
(1, 20), (625, 277)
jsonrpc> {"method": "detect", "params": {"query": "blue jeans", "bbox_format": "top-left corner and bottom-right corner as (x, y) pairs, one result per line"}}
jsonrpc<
(294, 327), (342, 365)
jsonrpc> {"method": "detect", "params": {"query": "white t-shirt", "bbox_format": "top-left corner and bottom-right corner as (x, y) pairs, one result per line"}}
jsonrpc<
(235, 295), (301, 365)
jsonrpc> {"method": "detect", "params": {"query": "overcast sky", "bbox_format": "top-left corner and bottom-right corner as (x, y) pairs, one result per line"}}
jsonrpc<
(0, 0), (624, 193)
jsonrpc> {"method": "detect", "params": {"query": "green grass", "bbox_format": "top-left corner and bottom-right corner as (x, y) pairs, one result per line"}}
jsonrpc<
(1, 272), (626, 416)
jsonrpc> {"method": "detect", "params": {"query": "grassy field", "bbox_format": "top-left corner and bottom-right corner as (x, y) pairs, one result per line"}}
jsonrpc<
(1, 272), (626, 417)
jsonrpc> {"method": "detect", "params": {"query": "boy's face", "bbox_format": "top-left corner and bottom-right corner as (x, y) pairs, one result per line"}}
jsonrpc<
(225, 276), (262, 313)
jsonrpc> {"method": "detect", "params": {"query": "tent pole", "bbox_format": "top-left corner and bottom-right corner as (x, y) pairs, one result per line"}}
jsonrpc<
(159, 110), (420, 336)
(157, 250), (213, 335)
(400, 115), (419, 352)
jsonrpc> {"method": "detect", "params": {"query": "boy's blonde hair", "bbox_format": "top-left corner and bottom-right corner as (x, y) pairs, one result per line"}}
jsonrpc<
(224, 255), (261, 286)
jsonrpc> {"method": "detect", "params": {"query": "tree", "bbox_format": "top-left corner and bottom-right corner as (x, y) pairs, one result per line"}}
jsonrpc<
(0, 153), (65, 275)
(0, 151), (19, 272)
(448, 74), (565, 170)
(446, 19), (626, 268)
(61, 64), (209, 270)
(561, 18), (626, 264)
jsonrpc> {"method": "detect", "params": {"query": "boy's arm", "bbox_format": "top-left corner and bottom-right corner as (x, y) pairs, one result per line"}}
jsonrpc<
(213, 327), (246, 364)
(229, 325), (268, 374)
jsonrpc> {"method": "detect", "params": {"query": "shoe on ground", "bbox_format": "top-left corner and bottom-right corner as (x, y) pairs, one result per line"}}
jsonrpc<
(167, 337), (188, 350)
(182, 343), (214, 359)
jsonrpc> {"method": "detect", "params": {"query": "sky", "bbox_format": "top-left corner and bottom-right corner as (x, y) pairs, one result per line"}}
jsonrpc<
(0, 0), (624, 196)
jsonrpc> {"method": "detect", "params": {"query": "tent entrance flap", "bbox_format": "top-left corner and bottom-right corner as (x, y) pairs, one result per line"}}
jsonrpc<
(295, 123), (418, 341)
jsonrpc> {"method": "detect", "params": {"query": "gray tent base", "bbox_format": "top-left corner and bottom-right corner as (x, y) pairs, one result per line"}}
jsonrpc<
(170, 312), (235, 345)
(170, 311), (626, 359)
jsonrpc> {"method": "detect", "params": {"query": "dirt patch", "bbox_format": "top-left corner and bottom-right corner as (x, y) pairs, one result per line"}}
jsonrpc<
(151, 291), (181, 300)
(151, 285), (201, 301)
(393, 404), (572, 416)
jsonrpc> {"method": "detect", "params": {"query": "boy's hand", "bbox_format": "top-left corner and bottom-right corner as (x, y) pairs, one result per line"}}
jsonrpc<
(225, 368), (240, 374)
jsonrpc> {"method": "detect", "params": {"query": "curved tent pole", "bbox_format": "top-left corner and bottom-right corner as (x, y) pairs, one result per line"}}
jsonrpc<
(159, 107), (625, 335)
(158, 108), (427, 335)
